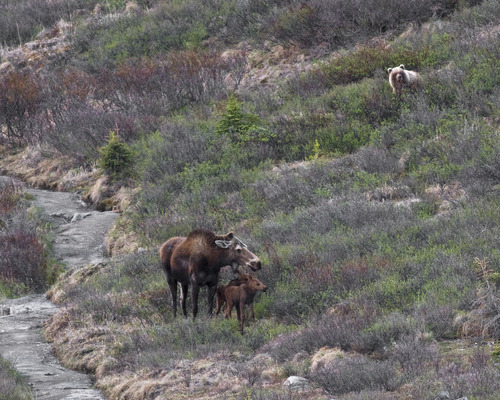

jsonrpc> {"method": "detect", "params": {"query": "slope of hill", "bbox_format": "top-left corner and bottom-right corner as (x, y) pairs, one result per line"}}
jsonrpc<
(1, 0), (500, 399)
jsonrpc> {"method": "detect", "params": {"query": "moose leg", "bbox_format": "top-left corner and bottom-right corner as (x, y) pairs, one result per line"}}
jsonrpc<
(180, 283), (189, 317)
(191, 283), (201, 319)
(207, 283), (217, 315)
(167, 278), (178, 318)
(235, 303), (241, 324)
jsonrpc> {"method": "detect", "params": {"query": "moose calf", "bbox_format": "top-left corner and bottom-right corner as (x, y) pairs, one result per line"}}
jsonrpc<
(216, 273), (267, 334)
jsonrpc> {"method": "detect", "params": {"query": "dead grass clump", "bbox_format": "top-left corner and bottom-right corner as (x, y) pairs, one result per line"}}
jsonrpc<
(105, 224), (142, 256)
(0, 146), (92, 190)
(45, 311), (111, 373)
(309, 346), (346, 374)
(105, 371), (163, 400)
(46, 262), (109, 304)
(84, 176), (114, 209)
(459, 258), (500, 339)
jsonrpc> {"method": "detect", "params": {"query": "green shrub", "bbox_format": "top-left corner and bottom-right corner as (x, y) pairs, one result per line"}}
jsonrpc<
(98, 131), (134, 180)
(216, 95), (274, 144)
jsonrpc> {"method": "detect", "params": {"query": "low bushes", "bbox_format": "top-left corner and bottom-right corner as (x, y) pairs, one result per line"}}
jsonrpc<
(0, 180), (62, 296)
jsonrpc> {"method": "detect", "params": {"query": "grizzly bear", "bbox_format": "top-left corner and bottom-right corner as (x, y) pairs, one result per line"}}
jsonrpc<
(387, 64), (422, 95)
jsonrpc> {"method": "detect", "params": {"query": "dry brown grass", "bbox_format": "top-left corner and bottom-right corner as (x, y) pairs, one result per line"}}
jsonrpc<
(0, 146), (96, 191)
(46, 262), (107, 303)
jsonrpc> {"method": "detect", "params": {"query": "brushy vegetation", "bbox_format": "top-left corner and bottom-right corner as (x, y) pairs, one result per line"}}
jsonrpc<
(0, 179), (62, 297)
(2, 0), (500, 398)
(0, 356), (32, 400)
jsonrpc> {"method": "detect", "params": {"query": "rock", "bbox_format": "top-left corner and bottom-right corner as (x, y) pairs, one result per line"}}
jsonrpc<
(50, 212), (68, 219)
(283, 376), (310, 390)
(70, 212), (91, 222)
(71, 213), (83, 222)
(434, 390), (450, 400)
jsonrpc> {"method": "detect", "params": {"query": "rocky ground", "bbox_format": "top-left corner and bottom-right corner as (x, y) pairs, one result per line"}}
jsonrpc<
(0, 176), (118, 399)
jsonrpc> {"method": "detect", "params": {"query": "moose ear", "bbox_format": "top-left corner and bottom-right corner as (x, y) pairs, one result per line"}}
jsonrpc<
(225, 232), (234, 241)
(233, 236), (248, 248)
(215, 240), (232, 249)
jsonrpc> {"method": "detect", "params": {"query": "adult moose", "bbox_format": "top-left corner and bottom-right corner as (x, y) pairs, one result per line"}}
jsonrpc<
(160, 228), (262, 319)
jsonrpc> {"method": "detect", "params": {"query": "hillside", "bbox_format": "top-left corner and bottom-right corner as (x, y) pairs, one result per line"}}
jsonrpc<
(1, 0), (500, 399)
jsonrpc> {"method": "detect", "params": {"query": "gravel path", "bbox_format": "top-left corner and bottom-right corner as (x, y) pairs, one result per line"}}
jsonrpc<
(0, 177), (118, 399)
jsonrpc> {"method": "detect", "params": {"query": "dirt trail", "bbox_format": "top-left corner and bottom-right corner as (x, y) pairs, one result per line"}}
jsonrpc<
(0, 177), (118, 399)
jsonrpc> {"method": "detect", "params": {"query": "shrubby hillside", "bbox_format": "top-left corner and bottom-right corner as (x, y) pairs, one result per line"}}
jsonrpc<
(1, 0), (500, 399)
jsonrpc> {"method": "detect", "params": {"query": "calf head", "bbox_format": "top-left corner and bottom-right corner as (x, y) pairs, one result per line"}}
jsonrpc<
(248, 275), (268, 293)
(214, 232), (262, 272)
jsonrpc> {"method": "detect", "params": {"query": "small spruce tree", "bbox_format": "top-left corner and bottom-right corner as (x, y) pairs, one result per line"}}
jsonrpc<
(216, 94), (273, 144)
(98, 131), (133, 180)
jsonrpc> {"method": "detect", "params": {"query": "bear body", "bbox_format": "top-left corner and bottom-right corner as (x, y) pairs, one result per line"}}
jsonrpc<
(387, 64), (422, 95)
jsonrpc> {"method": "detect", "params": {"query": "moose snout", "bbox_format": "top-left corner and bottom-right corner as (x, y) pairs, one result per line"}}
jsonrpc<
(249, 260), (262, 271)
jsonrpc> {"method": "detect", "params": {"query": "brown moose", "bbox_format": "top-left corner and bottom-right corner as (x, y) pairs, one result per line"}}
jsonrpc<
(159, 228), (262, 319)
(216, 272), (268, 334)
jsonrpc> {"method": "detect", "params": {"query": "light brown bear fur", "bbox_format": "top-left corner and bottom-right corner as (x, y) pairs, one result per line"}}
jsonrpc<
(387, 64), (422, 95)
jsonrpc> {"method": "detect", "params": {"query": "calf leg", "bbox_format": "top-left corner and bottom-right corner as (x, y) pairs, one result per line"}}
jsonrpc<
(239, 303), (246, 334)
(225, 298), (233, 319)
(249, 303), (255, 322)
